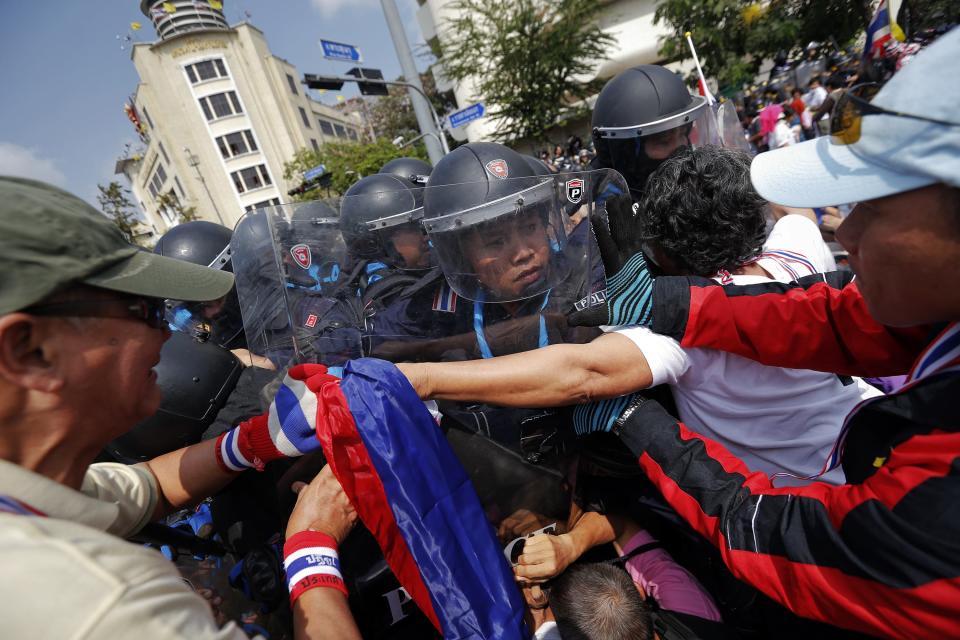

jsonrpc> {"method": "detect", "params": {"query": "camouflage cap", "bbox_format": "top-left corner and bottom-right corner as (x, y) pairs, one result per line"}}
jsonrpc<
(0, 176), (234, 315)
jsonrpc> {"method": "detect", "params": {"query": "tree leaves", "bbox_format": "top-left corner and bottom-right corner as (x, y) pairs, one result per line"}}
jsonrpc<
(439, 0), (614, 144)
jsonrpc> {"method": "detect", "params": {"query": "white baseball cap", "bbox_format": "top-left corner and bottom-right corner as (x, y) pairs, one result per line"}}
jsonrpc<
(751, 26), (960, 208)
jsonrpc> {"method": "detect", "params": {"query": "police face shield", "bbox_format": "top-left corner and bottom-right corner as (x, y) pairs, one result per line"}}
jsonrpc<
(231, 202), (362, 369)
(716, 100), (753, 154)
(594, 95), (717, 196)
(423, 171), (615, 305)
(366, 191), (435, 272)
(163, 243), (246, 348)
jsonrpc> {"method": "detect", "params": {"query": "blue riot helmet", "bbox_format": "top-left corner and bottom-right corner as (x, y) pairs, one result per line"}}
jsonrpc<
(340, 173), (432, 271)
(155, 221), (244, 348)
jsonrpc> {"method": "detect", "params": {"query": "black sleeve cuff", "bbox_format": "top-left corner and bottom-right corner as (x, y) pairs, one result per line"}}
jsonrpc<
(651, 276), (696, 341)
(615, 398), (681, 460)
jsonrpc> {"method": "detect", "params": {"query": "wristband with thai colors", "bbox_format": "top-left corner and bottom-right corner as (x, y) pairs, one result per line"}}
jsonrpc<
(284, 531), (348, 603)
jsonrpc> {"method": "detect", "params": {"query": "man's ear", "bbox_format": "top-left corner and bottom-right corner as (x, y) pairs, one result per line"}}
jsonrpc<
(0, 314), (65, 393)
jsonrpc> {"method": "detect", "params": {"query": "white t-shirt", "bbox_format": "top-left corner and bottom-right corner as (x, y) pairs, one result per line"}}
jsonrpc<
(611, 215), (879, 486)
(804, 85), (828, 109)
(770, 120), (796, 148)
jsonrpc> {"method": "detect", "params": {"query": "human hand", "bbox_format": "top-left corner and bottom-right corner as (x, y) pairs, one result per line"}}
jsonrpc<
(514, 533), (579, 584)
(286, 464), (357, 542)
(498, 509), (555, 542)
(567, 194), (654, 327)
(216, 364), (345, 472)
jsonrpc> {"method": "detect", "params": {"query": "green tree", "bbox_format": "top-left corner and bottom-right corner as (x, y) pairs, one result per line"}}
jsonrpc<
(367, 71), (458, 145)
(283, 138), (430, 200)
(439, 0), (614, 144)
(654, 0), (868, 91)
(156, 190), (199, 223)
(97, 181), (149, 247)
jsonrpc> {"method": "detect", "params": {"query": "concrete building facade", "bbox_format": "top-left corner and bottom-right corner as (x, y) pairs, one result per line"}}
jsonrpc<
(116, 0), (364, 238)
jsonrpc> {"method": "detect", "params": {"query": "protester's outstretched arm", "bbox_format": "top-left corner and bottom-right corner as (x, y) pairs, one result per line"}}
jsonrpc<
(652, 271), (930, 377)
(139, 438), (238, 521)
(514, 511), (616, 584)
(286, 466), (361, 640)
(611, 397), (960, 639)
(398, 332), (652, 408)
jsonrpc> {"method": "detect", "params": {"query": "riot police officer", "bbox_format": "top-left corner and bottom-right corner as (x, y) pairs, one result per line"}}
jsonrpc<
(378, 156), (432, 186)
(590, 65), (716, 199)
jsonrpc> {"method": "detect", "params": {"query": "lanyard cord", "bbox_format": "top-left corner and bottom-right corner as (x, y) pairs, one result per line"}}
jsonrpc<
(473, 291), (551, 359)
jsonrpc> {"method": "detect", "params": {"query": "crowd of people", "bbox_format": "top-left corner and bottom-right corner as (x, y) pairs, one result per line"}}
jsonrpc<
(1, 23), (958, 640)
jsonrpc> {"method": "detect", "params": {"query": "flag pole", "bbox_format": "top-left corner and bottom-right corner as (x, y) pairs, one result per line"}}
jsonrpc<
(685, 31), (716, 105)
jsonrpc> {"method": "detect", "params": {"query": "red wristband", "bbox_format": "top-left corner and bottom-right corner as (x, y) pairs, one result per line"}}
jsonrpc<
(284, 531), (348, 603)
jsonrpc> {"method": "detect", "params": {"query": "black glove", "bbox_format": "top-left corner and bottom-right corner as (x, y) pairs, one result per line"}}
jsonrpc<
(568, 194), (655, 327)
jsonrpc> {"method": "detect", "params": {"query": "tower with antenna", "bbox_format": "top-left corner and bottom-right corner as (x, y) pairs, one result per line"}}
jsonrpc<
(140, 0), (229, 40)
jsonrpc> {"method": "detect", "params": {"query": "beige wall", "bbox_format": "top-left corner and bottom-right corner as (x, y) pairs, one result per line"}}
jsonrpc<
(121, 23), (362, 235)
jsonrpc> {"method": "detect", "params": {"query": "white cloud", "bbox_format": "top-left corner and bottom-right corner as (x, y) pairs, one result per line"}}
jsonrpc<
(0, 142), (67, 187)
(310, 0), (379, 18)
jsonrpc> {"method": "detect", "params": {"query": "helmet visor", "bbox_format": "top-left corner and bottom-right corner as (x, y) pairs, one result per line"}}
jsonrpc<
(423, 169), (621, 303)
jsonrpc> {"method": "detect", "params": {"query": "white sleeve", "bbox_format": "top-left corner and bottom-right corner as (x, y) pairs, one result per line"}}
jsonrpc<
(82, 462), (159, 537)
(763, 214), (833, 274)
(609, 325), (691, 386)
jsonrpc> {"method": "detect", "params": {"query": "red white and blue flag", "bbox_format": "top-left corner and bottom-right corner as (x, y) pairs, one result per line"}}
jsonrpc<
(310, 358), (527, 639)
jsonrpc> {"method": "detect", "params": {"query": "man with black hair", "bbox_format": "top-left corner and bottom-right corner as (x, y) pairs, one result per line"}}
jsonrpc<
(400, 145), (878, 485)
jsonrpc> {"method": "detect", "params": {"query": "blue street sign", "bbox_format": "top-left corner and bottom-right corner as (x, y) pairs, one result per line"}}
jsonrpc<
(303, 164), (327, 182)
(448, 103), (486, 129)
(319, 39), (363, 63)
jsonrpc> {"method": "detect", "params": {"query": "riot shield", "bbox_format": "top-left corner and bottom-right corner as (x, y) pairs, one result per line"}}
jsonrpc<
(717, 101), (753, 154)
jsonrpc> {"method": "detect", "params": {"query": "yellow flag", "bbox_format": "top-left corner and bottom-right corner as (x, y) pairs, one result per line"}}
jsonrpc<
(336, 95), (345, 102)
(209, 0), (223, 9)
(130, 21), (142, 30)
(162, 2), (177, 13)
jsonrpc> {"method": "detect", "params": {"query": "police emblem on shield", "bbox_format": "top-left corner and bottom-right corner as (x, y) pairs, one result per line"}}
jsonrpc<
(485, 159), (509, 179)
(290, 243), (312, 269)
(565, 178), (584, 204)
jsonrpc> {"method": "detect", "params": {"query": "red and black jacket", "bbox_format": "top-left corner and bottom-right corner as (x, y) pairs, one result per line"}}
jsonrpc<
(615, 271), (960, 639)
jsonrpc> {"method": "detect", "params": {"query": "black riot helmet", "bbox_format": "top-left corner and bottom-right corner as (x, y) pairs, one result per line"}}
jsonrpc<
(340, 173), (431, 270)
(522, 154), (555, 177)
(154, 220), (233, 271)
(282, 199), (347, 290)
(156, 221), (245, 348)
(591, 65), (714, 198)
(421, 142), (577, 303)
(379, 156), (432, 186)
(106, 332), (243, 462)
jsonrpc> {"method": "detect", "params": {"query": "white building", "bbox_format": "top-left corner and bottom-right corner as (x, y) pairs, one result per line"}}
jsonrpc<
(115, 0), (365, 237)
(417, 0), (692, 144)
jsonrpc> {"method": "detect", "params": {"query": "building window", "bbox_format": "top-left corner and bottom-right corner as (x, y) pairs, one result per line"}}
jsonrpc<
(141, 105), (155, 129)
(174, 175), (185, 198)
(334, 124), (347, 138)
(319, 119), (335, 136)
(347, 128), (358, 141)
(148, 163), (168, 199)
(299, 107), (311, 129)
(185, 58), (229, 84)
(245, 197), (282, 212)
(199, 91), (243, 121)
(158, 140), (170, 165)
(286, 73), (298, 95)
(310, 138), (319, 151)
(215, 129), (258, 159)
(230, 164), (272, 194)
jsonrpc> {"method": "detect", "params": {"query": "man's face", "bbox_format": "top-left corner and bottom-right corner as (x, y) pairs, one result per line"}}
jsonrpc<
(59, 305), (169, 436)
(390, 223), (432, 270)
(643, 127), (688, 160)
(835, 184), (960, 326)
(464, 210), (551, 299)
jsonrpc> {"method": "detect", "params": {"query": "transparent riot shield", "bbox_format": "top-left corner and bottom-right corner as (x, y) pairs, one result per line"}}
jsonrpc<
(717, 100), (753, 154)
(231, 199), (360, 370)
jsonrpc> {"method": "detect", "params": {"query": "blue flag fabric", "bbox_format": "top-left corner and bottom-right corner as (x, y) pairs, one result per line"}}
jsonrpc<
(337, 358), (528, 639)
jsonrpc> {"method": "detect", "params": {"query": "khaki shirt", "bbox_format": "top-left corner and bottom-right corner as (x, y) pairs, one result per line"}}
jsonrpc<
(0, 459), (248, 639)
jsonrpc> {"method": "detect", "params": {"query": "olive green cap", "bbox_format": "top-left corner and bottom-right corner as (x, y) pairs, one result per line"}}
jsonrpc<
(0, 176), (234, 315)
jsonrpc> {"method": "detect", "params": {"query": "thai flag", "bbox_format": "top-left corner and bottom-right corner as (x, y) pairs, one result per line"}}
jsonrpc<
(432, 281), (458, 313)
(864, 0), (894, 59)
(314, 358), (527, 639)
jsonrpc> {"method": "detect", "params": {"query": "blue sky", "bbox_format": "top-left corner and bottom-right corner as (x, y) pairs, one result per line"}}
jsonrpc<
(0, 0), (429, 207)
